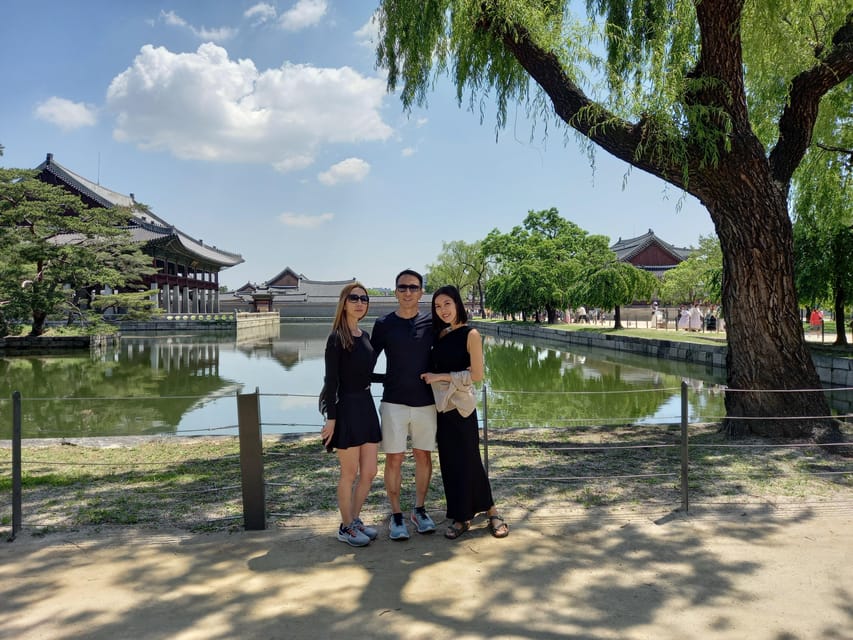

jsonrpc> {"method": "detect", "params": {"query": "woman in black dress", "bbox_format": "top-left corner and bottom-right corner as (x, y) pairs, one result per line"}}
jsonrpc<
(420, 285), (509, 540)
(320, 282), (382, 547)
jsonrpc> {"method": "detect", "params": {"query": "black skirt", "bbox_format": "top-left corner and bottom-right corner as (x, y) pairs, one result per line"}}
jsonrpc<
(436, 408), (494, 521)
(328, 389), (381, 451)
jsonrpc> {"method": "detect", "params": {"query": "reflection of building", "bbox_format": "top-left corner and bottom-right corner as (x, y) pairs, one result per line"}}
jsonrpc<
(611, 229), (692, 277)
(35, 153), (244, 313)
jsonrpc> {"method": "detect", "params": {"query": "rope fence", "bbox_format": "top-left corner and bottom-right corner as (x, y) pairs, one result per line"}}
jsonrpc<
(4, 382), (853, 541)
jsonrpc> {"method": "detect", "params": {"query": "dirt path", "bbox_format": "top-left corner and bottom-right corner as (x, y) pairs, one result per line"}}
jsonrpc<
(2, 503), (851, 640)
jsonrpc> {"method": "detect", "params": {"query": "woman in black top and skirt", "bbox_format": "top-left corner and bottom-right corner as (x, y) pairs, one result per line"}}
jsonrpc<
(420, 285), (509, 540)
(320, 282), (382, 547)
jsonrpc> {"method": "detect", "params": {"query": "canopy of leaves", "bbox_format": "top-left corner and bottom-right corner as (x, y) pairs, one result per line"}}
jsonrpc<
(792, 141), (853, 309)
(659, 234), (722, 306)
(577, 257), (657, 313)
(482, 207), (629, 317)
(425, 239), (489, 295)
(378, 0), (850, 188)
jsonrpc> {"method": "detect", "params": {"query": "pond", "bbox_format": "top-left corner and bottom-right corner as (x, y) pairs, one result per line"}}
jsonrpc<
(0, 323), (737, 440)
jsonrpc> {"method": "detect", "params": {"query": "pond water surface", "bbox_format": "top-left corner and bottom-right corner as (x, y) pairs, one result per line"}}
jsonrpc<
(1, 323), (733, 439)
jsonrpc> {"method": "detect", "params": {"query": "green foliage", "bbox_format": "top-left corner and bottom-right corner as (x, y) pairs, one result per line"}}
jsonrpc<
(659, 235), (722, 305)
(426, 239), (486, 295)
(90, 290), (163, 321)
(577, 258), (657, 312)
(0, 168), (156, 336)
(792, 142), (853, 311)
(482, 207), (619, 320)
(742, 1), (850, 148)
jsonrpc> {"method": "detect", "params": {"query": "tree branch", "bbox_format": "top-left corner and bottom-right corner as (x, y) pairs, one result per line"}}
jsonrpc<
(482, 16), (689, 190)
(770, 11), (853, 188)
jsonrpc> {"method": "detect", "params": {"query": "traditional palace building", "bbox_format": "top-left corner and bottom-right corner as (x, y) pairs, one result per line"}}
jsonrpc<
(35, 153), (243, 314)
(610, 229), (692, 277)
(232, 267), (357, 312)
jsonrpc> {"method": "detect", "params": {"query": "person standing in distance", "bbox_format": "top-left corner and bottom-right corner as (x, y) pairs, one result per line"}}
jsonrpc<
(371, 269), (437, 540)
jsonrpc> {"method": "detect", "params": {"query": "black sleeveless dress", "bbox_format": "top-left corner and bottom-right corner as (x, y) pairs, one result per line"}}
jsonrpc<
(430, 325), (495, 522)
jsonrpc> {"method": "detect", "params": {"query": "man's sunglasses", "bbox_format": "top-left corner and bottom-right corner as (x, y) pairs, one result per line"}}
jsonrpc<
(347, 294), (369, 303)
(396, 284), (421, 292)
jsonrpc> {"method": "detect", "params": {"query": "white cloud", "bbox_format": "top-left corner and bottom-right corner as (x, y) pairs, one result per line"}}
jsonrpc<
(159, 10), (236, 41)
(106, 43), (393, 171)
(34, 97), (97, 131)
(318, 157), (370, 185)
(160, 10), (187, 27)
(401, 147), (415, 157)
(416, 117), (428, 127)
(354, 16), (378, 47)
(278, 212), (333, 228)
(245, 3), (277, 25)
(279, 0), (327, 31)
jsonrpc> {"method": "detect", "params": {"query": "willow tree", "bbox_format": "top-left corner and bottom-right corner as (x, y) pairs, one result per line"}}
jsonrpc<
(660, 234), (723, 307)
(578, 256), (658, 330)
(426, 239), (491, 314)
(376, 0), (853, 440)
(791, 79), (853, 346)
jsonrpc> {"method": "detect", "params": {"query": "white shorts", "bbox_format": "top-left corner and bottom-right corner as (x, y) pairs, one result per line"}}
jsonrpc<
(379, 402), (437, 454)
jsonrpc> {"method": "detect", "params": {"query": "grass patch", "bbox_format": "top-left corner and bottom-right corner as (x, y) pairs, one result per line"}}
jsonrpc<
(1, 423), (851, 536)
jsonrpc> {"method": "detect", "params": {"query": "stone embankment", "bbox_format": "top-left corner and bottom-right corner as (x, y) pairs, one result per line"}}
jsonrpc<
(0, 334), (117, 355)
(473, 321), (853, 388)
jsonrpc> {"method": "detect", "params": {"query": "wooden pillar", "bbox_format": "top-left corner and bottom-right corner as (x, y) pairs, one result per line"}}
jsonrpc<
(237, 390), (266, 530)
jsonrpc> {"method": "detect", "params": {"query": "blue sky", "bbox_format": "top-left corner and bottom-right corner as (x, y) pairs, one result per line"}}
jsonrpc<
(0, 0), (716, 290)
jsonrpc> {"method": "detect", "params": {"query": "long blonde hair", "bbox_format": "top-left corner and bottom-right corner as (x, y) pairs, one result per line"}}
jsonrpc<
(330, 281), (370, 351)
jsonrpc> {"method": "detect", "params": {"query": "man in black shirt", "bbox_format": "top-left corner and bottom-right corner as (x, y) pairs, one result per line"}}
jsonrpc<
(371, 269), (437, 540)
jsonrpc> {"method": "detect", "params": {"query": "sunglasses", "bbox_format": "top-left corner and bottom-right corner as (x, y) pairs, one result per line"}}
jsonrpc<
(347, 294), (369, 303)
(396, 284), (421, 292)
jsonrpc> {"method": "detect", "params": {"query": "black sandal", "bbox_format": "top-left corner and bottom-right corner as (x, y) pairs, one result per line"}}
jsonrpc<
(487, 515), (509, 538)
(444, 520), (470, 540)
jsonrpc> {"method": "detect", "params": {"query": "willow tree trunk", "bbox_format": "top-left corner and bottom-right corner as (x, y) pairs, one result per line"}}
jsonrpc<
(613, 305), (623, 330)
(704, 157), (834, 439)
(833, 280), (848, 347)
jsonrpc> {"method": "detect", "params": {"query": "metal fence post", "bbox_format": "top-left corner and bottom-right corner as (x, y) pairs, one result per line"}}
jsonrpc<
(10, 391), (22, 541)
(482, 384), (489, 477)
(680, 380), (689, 513)
(237, 388), (266, 530)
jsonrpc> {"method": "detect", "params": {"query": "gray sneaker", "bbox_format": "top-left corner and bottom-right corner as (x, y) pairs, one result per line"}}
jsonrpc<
(410, 506), (436, 534)
(389, 512), (410, 540)
(337, 523), (370, 547)
(352, 517), (378, 541)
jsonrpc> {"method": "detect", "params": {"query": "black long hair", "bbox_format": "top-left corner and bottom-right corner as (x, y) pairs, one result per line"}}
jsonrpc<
(430, 285), (468, 334)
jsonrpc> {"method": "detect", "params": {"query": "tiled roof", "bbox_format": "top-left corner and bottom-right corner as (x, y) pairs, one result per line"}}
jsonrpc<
(264, 266), (303, 287)
(35, 154), (243, 268)
(610, 229), (692, 262)
(36, 156), (135, 209)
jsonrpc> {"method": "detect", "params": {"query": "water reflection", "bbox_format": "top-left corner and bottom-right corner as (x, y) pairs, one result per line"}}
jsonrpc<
(1, 323), (738, 439)
(483, 335), (727, 429)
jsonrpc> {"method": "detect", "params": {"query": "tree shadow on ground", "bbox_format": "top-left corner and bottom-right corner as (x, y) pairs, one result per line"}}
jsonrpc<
(1, 503), (851, 640)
